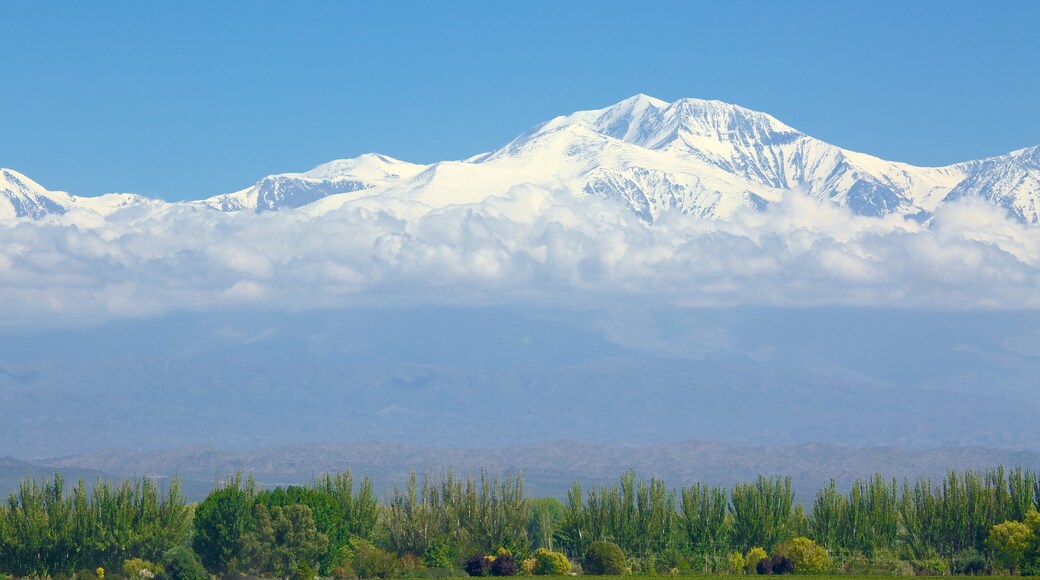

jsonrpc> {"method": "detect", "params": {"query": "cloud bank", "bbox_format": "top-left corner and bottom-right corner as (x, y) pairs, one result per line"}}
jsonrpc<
(2, 189), (1039, 327)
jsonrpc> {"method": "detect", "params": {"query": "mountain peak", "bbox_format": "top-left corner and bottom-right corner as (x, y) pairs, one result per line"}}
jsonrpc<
(1, 168), (73, 220)
(3, 96), (1039, 225)
(302, 152), (425, 181)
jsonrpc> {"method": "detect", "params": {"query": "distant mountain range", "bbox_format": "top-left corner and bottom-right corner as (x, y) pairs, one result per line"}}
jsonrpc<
(3, 95), (1038, 223)
(2, 307), (1039, 460)
(8, 440), (1040, 503)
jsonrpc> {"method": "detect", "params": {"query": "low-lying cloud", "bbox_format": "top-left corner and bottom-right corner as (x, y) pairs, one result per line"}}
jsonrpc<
(2, 189), (1039, 327)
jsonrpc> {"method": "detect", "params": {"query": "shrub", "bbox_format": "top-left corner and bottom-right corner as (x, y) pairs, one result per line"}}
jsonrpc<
(491, 554), (518, 576)
(123, 558), (164, 578)
(466, 553), (491, 577)
(756, 558), (772, 575)
(745, 547), (768, 574)
(349, 540), (399, 579)
(769, 555), (794, 575)
(728, 551), (746, 574)
(296, 559), (318, 580)
(912, 558), (949, 576)
(656, 549), (690, 574)
(582, 541), (626, 575)
(333, 559), (359, 580)
(520, 558), (537, 575)
(952, 554), (990, 576)
(160, 546), (208, 580)
(422, 541), (457, 570)
(776, 537), (831, 573)
(532, 549), (570, 576)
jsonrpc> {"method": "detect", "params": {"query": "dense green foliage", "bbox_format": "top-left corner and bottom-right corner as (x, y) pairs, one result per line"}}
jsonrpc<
(0, 474), (190, 576)
(3, 465), (1040, 577)
(159, 546), (207, 580)
(531, 548), (571, 575)
(776, 537), (831, 573)
(382, 471), (528, 563)
(191, 473), (255, 574)
(255, 471), (379, 572)
(582, 540), (627, 575)
(558, 471), (675, 560)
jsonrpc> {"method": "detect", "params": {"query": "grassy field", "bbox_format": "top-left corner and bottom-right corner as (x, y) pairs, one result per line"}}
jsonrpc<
(423, 577), (1019, 580)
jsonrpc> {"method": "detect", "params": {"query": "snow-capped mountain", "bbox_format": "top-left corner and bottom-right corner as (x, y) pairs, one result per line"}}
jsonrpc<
(3, 95), (1038, 224)
(945, 146), (1040, 224)
(203, 153), (427, 212)
(0, 168), (72, 219)
(0, 168), (156, 221)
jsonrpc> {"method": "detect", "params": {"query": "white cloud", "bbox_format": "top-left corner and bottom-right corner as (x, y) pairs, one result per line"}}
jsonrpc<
(1, 190), (1038, 327)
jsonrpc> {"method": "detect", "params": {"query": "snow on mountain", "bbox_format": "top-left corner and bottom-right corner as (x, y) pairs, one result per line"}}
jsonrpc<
(338, 122), (784, 221)
(945, 146), (1040, 224)
(0, 168), (74, 220)
(514, 94), (969, 218)
(0, 168), (158, 221)
(202, 153), (426, 212)
(3, 95), (1039, 224)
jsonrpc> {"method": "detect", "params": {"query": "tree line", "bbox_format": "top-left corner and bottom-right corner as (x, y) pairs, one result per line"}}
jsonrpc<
(1, 466), (1039, 578)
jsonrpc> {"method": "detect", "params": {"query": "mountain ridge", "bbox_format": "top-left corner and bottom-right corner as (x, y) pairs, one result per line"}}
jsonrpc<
(22, 440), (1040, 501)
(3, 95), (1038, 223)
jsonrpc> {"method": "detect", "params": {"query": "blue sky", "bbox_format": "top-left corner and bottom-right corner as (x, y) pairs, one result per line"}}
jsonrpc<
(3, 0), (1038, 200)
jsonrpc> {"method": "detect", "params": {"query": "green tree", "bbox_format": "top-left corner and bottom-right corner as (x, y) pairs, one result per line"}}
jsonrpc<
(159, 546), (207, 580)
(527, 497), (564, 552)
(987, 520), (1034, 574)
(729, 476), (793, 552)
(243, 503), (328, 577)
(256, 471), (376, 573)
(679, 483), (728, 566)
(192, 473), (255, 574)
(556, 481), (590, 558)
(0, 474), (188, 577)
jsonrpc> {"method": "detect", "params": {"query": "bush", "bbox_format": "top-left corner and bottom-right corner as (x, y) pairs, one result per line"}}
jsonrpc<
(728, 551), (746, 574)
(952, 554), (990, 576)
(159, 546), (208, 580)
(123, 558), (164, 578)
(422, 541), (457, 570)
(466, 553), (491, 577)
(582, 541), (626, 575)
(296, 559), (318, 580)
(333, 559), (359, 580)
(912, 558), (949, 576)
(745, 547), (768, 574)
(532, 549), (570, 576)
(491, 554), (518, 576)
(776, 537), (831, 573)
(349, 539), (399, 579)
(756, 557), (772, 575)
(769, 555), (794, 575)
